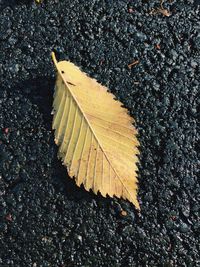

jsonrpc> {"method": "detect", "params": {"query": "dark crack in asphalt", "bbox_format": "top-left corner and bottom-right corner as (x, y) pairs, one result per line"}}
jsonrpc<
(0, 0), (199, 266)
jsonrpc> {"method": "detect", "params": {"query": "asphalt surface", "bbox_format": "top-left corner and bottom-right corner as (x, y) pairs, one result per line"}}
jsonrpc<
(0, 0), (199, 266)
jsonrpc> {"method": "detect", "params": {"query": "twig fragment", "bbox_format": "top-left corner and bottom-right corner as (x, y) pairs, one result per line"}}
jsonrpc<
(128, 60), (139, 69)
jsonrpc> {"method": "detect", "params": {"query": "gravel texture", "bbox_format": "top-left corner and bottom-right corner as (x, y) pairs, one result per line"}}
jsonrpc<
(0, 0), (199, 266)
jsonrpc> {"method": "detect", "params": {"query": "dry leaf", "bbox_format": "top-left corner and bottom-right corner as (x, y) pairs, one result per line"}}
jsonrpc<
(51, 52), (140, 209)
(149, 0), (171, 17)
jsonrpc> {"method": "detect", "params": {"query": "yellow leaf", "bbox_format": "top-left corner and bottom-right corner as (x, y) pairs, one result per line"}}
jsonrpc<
(51, 52), (140, 210)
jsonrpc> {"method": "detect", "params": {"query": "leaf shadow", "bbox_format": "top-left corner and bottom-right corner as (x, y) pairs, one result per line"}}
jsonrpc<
(0, 0), (31, 9)
(0, 0), (52, 9)
(11, 76), (102, 203)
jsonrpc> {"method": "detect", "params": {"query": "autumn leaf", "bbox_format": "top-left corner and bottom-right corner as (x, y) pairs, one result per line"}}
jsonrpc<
(51, 52), (140, 209)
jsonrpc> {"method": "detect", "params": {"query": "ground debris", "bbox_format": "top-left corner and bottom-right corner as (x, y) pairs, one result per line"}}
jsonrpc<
(128, 60), (139, 69)
(150, 0), (171, 17)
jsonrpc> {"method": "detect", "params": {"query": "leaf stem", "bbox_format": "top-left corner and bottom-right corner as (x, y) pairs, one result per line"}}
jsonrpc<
(51, 52), (59, 68)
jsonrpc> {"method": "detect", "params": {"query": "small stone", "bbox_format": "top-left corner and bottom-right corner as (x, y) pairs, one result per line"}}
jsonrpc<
(3, 128), (9, 134)
(5, 214), (12, 222)
(128, 8), (134, 13)
(179, 222), (190, 233)
(190, 60), (198, 68)
(120, 210), (127, 217)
